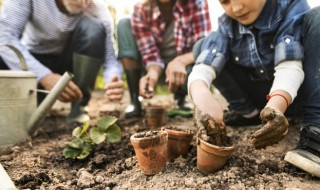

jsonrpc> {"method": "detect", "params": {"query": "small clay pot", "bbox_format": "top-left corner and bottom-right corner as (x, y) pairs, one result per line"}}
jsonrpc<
(130, 129), (168, 175)
(166, 129), (193, 162)
(144, 106), (167, 128)
(197, 138), (235, 175)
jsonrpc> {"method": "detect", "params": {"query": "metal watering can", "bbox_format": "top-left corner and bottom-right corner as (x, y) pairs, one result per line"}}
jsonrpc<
(0, 44), (73, 146)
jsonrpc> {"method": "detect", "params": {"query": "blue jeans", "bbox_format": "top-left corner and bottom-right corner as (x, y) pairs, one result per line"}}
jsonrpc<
(195, 7), (320, 128)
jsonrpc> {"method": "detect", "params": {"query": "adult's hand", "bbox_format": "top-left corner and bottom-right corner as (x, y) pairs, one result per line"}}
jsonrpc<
(104, 75), (124, 102)
(61, 0), (91, 14)
(165, 57), (187, 93)
(139, 65), (162, 99)
(251, 107), (289, 149)
(40, 73), (83, 102)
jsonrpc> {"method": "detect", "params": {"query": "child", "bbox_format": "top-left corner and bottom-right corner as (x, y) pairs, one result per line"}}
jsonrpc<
(188, 0), (320, 177)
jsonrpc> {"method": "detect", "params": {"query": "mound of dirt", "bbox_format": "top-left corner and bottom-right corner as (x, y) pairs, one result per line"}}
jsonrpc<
(0, 90), (319, 189)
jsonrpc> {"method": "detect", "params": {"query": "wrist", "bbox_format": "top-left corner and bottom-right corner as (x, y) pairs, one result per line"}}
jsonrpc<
(147, 64), (162, 76)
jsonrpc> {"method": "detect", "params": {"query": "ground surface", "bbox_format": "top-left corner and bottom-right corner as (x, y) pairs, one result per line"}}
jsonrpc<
(1, 90), (320, 190)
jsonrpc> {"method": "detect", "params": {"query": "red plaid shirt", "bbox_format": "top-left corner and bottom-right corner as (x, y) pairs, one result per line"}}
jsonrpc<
(131, 0), (211, 68)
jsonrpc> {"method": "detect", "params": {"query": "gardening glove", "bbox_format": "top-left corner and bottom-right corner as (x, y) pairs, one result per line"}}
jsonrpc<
(251, 107), (289, 149)
(194, 107), (226, 145)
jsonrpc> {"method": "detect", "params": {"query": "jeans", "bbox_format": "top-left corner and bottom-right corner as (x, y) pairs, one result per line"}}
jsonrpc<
(198, 7), (320, 127)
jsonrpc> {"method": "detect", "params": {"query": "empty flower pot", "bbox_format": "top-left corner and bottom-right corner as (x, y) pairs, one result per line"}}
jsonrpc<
(144, 106), (167, 128)
(130, 129), (168, 175)
(197, 137), (235, 175)
(166, 128), (194, 162)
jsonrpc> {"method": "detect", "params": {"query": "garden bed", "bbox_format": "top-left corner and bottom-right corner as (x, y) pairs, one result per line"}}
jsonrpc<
(0, 90), (319, 189)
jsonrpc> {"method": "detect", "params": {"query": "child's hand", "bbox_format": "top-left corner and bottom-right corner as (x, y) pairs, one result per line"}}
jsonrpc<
(251, 107), (289, 149)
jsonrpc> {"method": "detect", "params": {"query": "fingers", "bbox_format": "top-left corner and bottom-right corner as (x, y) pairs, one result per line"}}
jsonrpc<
(105, 76), (124, 102)
(139, 76), (155, 99)
(260, 107), (276, 122)
(166, 72), (186, 93)
(58, 81), (82, 102)
(251, 123), (278, 139)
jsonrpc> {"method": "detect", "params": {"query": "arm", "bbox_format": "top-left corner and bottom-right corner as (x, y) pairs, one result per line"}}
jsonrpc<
(165, 0), (211, 93)
(165, 52), (194, 92)
(0, 0), (52, 81)
(87, 1), (123, 101)
(188, 63), (224, 124)
(251, 61), (304, 149)
(131, 3), (164, 70)
(0, 0), (83, 102)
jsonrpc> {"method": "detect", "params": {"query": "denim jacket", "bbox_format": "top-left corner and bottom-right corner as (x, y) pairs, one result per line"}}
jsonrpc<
(196, 0), (310, 80)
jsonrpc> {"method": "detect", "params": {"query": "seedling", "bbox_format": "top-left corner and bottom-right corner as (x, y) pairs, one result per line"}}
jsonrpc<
(63, 116), (121, 159)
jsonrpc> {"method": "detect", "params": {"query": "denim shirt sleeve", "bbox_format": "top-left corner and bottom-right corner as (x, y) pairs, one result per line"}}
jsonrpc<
(274, 0), (310, 65)
(195, 16), (229, 74)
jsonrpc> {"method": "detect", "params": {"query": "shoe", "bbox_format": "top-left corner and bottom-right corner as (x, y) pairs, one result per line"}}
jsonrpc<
(67, 106), (90, 124)
(66, 113), (90, 124)
(224, 110), (261, 126)
(170, 94), (193, 118)
(124, 104), (142, 118)
(168, 108), (193, 118)
(284, 149), (320, 177)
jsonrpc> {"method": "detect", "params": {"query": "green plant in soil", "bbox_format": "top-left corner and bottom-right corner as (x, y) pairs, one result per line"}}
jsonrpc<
(63, 116), (122, 159)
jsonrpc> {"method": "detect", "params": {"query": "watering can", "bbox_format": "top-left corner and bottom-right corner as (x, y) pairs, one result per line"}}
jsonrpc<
(0, 44), (73, 146)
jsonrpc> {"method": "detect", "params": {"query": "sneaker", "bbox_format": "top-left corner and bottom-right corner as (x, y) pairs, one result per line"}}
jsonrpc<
(67, 106), (90, 124)
(224, 110), (261, 126)
(66, 113), (90, 124)
(284, 149), (320, 177)
(170, 94), (193, 118)
(124, 104), (142, 118)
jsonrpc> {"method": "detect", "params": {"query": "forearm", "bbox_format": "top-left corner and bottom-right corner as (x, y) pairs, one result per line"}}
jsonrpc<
(174, 52), (194, 66)
(268, 60), (304, 113)
(265, 90), (291, 113)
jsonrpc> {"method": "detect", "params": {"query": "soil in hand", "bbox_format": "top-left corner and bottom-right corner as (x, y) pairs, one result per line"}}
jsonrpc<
(194, 110), (232, 146)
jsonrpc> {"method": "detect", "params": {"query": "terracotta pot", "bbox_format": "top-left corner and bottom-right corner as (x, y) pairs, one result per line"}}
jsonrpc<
(130, 129), (168, 175)
(144, 106), (167, 128)
(197, 138), (235, 175)
(166, 129), (193, 162)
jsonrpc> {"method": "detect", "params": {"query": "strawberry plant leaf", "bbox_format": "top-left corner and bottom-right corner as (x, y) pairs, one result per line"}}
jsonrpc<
(72, 121), (90, 138)
(97, 116), (117, 131)
(76, 143), (93, 159)
(63, 147), (82, 159)
(105, 124), (122, 143)
(72, 127), (82, 138)
(68, 138), (84, 149)
(90, 127), (107, 144)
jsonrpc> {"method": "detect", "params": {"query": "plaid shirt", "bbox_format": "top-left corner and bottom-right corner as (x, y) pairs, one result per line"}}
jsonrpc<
(131, 0), (211, 68)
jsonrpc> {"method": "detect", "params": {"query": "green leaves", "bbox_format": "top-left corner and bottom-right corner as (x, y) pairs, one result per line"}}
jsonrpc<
(63, 116), (122, 160)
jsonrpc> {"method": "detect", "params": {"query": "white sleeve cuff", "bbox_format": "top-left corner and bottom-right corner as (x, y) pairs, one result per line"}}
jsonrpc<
(270, 60), (304, 101)
(188, 63), (216, 94)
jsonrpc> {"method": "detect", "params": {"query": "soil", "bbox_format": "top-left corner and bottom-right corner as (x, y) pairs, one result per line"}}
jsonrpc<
(194, 109), (230, 146)
(1, 90), (320, 190)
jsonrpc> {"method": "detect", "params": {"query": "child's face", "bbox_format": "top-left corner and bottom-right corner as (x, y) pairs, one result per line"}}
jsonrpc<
(219, 0), (266, 25)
